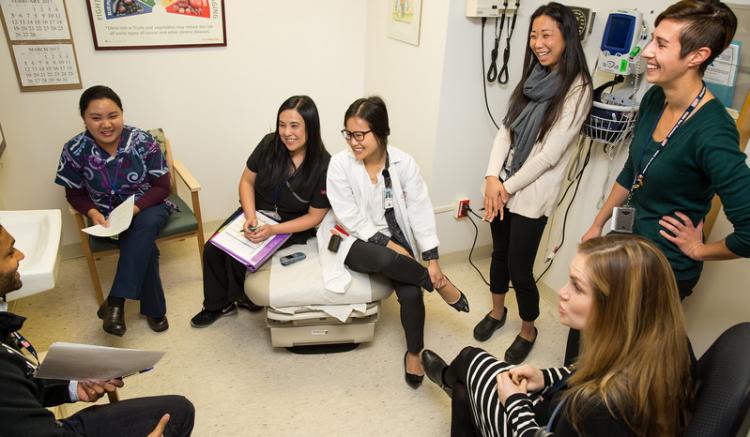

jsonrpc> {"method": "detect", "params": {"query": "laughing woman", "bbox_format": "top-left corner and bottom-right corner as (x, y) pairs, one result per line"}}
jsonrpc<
(324, 96), (469, 388)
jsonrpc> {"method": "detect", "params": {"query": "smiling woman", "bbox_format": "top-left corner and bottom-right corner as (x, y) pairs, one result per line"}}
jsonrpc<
(54, 85), (173, 337)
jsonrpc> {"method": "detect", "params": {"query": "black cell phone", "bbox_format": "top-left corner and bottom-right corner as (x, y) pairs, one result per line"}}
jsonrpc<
(328, 234), (342, 253)
(280, 252), (306, 266)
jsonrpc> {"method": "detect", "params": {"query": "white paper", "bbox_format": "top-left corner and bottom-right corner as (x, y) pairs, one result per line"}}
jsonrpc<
(35, 342), (164, 380)
(82, 195), (134, 237)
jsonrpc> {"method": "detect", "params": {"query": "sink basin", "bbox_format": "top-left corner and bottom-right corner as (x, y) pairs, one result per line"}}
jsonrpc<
(0, 209), (61, 301)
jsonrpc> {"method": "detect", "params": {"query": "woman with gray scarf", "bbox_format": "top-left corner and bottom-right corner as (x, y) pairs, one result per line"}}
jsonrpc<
(473, 2), (592, 364)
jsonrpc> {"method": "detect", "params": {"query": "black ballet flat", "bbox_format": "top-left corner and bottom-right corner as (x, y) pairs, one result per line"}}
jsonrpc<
(438, 277), (470, 313)
(404, 351), (424, 389)
(421, 349), (452, 397)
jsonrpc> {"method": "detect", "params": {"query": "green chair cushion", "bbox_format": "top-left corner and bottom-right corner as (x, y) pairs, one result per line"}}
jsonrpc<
(88, 194), (197, 253)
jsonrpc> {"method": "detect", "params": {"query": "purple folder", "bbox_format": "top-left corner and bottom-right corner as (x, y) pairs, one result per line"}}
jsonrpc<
(208, 210), (291, 272)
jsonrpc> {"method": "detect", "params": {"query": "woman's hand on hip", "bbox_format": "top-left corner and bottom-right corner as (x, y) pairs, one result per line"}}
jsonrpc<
(659, 211), (704, 260)
(508, 364), (544, 392)
(87, 209), (109, 228)
(386, 240), (412, 258)
(497, 371), (528, 406)
(484, 176), (505, 222)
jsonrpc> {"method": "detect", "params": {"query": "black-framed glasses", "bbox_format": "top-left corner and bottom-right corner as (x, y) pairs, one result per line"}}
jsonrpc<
(341, 129), (372, 142)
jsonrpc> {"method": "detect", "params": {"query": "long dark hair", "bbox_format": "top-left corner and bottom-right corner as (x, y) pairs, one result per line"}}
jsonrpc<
(344, 96), (391, 148)
(258, 95), (329, 191)
(503, 2), (592, 143)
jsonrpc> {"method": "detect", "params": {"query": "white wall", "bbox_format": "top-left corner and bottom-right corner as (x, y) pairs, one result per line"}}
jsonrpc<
(0, 1), (367, 247)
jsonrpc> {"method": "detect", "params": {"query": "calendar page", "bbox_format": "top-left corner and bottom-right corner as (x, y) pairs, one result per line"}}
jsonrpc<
(0, 0), (70, 40)
(12, 43), (79, 86)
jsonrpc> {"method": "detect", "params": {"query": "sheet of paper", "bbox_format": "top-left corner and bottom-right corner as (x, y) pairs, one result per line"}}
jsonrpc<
(35, 342), (165, 380)
(82, 195), (135, 237)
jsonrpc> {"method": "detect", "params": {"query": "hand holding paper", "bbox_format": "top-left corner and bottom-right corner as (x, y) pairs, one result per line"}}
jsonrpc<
(82, 195), (135, 237)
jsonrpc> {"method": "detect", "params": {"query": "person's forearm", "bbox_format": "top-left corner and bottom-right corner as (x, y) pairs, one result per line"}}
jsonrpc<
(239, 178), (256, 220)
(134, 173), (170, 211)
(592, 182), (629, 228)
(693, 239), (740, 261)
(271, 210), (327, 235)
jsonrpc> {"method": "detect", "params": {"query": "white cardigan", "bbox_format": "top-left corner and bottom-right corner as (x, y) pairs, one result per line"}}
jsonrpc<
(485, 76), (591, 219)
(317, 145), (439, 293)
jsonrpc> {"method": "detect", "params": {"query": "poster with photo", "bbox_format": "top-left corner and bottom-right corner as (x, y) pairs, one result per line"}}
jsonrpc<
(85, 0), (225, 49)
(387, 0), (422, 46)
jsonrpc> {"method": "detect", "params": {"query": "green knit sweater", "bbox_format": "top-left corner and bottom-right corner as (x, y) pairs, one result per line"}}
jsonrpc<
(616, 86), (750, 280)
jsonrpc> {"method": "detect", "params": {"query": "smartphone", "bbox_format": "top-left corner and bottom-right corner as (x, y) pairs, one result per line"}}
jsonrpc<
(280, 252), (306, 266)
(328, 234), (342, 253)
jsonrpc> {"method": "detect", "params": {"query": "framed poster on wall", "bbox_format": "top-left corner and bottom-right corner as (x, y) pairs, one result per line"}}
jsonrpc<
(387, 0), (422, 46)
(85, 0), (226, 49)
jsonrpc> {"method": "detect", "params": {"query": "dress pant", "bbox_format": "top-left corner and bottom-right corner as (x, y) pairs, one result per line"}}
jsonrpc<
(345, 240), (432, 353)
(60, 395), (194, 437)
(106, 203), (170, 318)
(201, 211), (250, 311)
(489, 210), (548, 322)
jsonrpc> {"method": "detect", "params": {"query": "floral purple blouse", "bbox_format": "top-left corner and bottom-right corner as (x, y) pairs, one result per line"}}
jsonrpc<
(54, 126), (169, 215)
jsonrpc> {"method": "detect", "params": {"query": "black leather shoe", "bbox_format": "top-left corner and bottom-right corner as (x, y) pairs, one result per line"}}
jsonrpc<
(235, 295), (263, 312)
(421, 350), (452, 397)
(504, 327), (537, 364)
(147, 315), (169, 332)
(404, 351), (424, 389)
(473, 308), (507, 342)
(439, 277), (470, 313)
(97, 302), (126, 337)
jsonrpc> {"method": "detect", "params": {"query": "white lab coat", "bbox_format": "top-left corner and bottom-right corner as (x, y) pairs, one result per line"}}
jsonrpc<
(317, 146), (439, 293)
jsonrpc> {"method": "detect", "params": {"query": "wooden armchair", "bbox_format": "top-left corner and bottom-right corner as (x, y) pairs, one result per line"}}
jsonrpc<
(71, 129), (205, 304)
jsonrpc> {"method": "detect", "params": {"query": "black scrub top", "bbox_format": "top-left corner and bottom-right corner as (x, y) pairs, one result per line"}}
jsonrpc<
(246, 133), (330, 245)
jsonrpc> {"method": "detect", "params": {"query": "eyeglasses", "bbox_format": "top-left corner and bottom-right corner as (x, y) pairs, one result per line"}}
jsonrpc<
(340, 129), (372, 142)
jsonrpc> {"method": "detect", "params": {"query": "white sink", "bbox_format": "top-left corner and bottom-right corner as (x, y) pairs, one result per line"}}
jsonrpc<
(0, 209), (61, 301)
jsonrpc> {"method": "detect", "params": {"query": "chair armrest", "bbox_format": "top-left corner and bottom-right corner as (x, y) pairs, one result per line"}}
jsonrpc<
(172, 159), (201, 193)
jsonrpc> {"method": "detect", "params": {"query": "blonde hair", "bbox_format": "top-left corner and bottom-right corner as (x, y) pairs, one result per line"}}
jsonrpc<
(565, 235), (692, 436)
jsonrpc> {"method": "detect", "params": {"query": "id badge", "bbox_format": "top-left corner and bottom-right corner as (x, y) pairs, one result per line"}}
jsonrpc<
(383, 188), (394, 210)
(609, 206), (636, 233)
(259, 209), (282, 221)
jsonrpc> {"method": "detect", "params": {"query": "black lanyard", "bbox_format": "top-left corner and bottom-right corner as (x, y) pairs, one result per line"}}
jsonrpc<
(626, 85), (706, 205)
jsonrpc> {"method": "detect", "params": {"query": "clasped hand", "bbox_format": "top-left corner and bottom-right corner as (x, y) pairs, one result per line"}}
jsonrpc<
(483, 176), (510, 222)
(76, 378), (124, 402)
(497, 364), (544, 406)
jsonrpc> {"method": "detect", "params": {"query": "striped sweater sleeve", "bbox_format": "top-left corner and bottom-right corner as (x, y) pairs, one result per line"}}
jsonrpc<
(505, 366), (574, 437)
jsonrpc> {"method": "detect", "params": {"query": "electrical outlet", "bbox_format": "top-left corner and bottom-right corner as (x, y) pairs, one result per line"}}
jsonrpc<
(455, 199), (470, 219)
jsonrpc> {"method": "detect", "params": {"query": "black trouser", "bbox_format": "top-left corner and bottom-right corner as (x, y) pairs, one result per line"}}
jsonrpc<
(60, 395), (194, 437)
(345, 239), (432, 353)
(201, 212), (250, 311)
(490, 210), (548, 322)
(563, 275), (700, 365)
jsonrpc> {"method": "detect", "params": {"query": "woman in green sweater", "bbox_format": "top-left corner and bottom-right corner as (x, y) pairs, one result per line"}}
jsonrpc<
(583, 0), (750, 300)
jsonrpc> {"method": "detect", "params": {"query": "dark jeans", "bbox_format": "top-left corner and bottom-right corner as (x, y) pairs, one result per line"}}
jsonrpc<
(489, 210), (548, 322)
(345, 239), (432, 353)
(60, 395), (195, 437)
(107, 203), (170, 318)
(563, 275), (701, 365)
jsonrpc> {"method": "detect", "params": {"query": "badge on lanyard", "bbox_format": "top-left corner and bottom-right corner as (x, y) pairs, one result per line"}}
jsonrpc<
(610, 206), (636, 233)
(259, 209), (281, 221)
(383, 187), (394, 210)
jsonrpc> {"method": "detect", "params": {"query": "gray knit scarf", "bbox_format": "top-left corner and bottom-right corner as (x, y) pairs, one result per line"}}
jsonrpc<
(507, 64), (561, 177)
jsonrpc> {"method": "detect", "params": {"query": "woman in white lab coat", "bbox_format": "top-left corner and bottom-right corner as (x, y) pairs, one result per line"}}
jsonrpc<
(322, 96), (468, 388)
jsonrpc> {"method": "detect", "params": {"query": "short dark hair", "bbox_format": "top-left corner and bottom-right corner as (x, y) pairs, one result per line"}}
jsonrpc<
(344, 96), (390, 147)
(79, 85), (123, 117)
(656, 0), (737, 73)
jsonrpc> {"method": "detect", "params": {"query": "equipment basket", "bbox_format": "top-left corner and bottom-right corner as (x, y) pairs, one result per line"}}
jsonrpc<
(583, 100), (639, 146)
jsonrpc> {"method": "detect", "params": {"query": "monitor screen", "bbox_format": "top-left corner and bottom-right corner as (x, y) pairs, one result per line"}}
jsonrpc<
(603, 14), (635, 55)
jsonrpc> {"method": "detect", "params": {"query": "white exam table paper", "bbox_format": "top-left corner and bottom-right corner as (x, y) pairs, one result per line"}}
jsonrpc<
(35, 342), (164, 380)
(82, 195), (134, 237)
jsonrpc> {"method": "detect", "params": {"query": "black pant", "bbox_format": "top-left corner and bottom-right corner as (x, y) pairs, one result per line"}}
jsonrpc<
(202, 212), (251, 311)
(345, 240), (431, 353)
(563, 275), (701, 365)
(490, 210), (547, 322)
(60, 395), (194, 437)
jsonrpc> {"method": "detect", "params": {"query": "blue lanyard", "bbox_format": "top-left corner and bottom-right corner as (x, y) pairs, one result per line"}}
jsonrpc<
(546, 398), (567, 432)
(628, 85), (706, 203)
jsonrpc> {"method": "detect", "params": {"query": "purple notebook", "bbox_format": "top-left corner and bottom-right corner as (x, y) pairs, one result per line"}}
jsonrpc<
(208, 210), (291, 272)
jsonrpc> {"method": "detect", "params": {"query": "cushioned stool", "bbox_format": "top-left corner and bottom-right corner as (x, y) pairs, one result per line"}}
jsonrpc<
(245, 238), (392, 348)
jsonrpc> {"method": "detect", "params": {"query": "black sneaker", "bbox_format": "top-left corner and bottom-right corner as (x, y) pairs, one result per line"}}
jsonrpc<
(190, 303), (237, 328)
(235, 295), (263, 312)
(473, 307), (507, 342)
